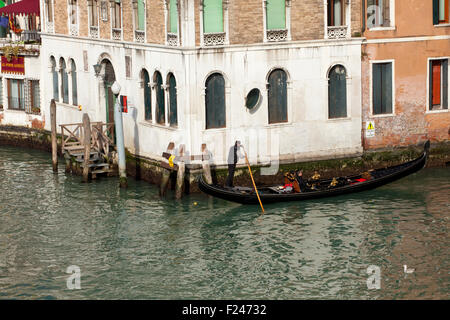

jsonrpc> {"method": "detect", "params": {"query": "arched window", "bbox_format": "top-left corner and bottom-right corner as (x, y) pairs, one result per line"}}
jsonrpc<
(203, 0), (223, 33)
(167, 73), (177, 127)
(205, 73), (225, 129)
(142, 69), (151, 120)
(328, 65), (347, 119)
(70, 59), (77, 106)
(267, 69), (288, 124)
(50, 56), (58, 101)
(154, 71), (165, 125)
(266, 0), (286, 30)
(60, 58), (69, 104)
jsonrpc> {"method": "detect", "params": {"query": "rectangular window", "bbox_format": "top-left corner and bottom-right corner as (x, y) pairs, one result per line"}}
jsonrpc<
(7, 79), (24, 110)
(29, 80), (40, 114)
(90, 0), (98, 26)
(267, 0), (286, 30)
(169, 0), (178, 33)
(203, 0), (223, 33)
(69, 0), (78, 25)
(328, 0), (344, 26)
(367, 0), (391, 28)
(372, 62), (393, 115)
(429, 59), (448, 110)
(112, 1), (121, 29)
(46, 0), (53, 23)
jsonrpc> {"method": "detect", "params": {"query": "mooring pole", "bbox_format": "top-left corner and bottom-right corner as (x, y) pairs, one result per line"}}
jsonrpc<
(50, 99), (58, 172)
(202, 143), (212, 184)
(160, 142), (175, 197)
(111, 81), (127, 188)
(82, 113), (91, 183)
(175, 144), (186, 199)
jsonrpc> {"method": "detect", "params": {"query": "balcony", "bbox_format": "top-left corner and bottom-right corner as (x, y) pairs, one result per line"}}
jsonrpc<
(203, 32), (225, 46)
(327, 26), (348, 39)
(266, 29), (288, 42)
(89, 26), (99, 39)
(112, 28), (122, 40)
(167, 33), (178, 46)
(135, 30), (145, 43)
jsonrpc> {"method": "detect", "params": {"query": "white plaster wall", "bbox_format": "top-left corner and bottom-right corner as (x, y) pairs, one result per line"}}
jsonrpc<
(40, 35), (363, 166)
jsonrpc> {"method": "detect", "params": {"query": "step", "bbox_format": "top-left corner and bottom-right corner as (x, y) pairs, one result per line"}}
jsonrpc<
(80, 163), (110, 168)
(70, 151), (98, 157)
(91, 168), (114, 174)
(64, 145), (85, 151)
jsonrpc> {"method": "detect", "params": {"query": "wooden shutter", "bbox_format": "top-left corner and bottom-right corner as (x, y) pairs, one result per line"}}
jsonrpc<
(71, 61), (77, 106)
(432, 60), (441, 106)
(52, 65), (58, 101)
(143, 70), (151, 120)
(268, 69), (288, 123)
(155, 72), (165, 125)
(443, 59), (448, 109)
(205, 73), (226, 129)
(169, 0), (178, 33)
(373, 63), (382, 114)
(433, 0), (440, 24)
(168, 74), (177, 126)
(203, 0), (223, 33)
(267, 0), (286, 30)
(328, 65), (347, 118)
(381, 63), (392, 113)
(138, 0), (145, 30)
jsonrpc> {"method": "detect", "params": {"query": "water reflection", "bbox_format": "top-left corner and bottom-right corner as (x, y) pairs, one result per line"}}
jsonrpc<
(0, 146), (448, 299)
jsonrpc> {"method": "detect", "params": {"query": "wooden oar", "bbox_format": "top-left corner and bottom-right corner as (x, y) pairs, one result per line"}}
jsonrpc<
(241, 146), (265, 214)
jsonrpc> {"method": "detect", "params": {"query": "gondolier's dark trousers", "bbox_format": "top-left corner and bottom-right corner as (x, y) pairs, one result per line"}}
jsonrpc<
(225, 163), (236, 187)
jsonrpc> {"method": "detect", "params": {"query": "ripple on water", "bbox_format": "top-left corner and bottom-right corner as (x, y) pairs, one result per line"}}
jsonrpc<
(0, 146), (448, 299)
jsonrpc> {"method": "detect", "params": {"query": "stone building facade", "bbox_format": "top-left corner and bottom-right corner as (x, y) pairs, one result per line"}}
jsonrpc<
(39, 0), (365, 166)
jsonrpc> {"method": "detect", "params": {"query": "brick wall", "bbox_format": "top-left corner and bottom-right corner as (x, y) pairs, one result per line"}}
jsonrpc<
(146, 0), (165, 44)
(229, 0), (264, 45)
(290, 0), (324, 41)
(351, 0), (362, 36)
(54, 0), (68, 35)
(122, 0), (134, 42)
(79, 0), (89, 37)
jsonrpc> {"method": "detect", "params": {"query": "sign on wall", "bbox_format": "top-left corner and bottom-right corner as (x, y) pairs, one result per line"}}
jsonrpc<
(366, 121), (376, 138)
(1, 55), (25, 75)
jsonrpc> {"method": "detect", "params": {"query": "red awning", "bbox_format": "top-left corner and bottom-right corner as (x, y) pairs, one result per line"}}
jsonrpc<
(0, 0), (40, 16)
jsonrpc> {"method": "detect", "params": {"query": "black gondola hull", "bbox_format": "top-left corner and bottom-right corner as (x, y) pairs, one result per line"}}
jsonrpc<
(198, 142), (429, 205)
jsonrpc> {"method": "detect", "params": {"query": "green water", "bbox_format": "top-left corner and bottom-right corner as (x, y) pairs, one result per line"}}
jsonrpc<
(0, 146), (448, 299)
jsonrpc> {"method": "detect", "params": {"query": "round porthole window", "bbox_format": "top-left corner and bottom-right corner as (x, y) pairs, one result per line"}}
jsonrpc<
(245, 88), (261, 110)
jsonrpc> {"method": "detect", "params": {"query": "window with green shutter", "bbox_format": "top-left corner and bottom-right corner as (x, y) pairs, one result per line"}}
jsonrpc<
(169, 0), (178, 33)
(154, 72), (165, 125)
(142, 69), (151, 120)
(205, 73), (226, 129)
(137, 0), (145, 31)
(71, 60), (78, 106)
(168, 73), (177, 127)
(268, 69), (288, 124)
(266, 0), (286, 30)
(203, 0), (223, 33)
(372, 62), (393, 115)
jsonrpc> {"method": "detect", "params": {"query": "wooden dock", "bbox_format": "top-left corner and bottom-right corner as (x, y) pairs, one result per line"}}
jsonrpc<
(60, 120), (116, 179)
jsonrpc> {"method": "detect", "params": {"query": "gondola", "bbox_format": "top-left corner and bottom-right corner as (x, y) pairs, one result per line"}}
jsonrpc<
(198, 141), (430, 205)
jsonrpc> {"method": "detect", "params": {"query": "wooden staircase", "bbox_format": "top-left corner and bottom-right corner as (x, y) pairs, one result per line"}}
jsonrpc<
(60, 122), (116, 178)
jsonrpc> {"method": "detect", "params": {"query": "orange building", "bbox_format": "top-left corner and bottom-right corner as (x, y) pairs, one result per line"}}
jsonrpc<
(361, 0), (450, 149)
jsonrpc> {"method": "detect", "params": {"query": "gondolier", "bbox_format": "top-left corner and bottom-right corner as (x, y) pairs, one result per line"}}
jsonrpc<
(225, 140), (244, 187)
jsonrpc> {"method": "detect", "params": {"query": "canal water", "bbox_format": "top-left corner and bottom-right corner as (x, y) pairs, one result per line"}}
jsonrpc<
(0, 146), (448, 299)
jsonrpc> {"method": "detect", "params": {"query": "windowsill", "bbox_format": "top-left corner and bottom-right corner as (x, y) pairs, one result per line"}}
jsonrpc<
(139, 121), (178, 131)
(367, 26), (396, 31)
(434, 23), (450, 27)
(264, 121), (293, 128)
(371, 113), (395, 118)
(56, 102), (80, 110)
(426, 108), (449, 114)
(202, 127), (227, 133)
(4, 108), (25, 113)
(327, 117), (352, 122)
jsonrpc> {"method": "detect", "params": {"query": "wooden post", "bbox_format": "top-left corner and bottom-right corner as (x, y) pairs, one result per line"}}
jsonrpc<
(160, 142), (175, 196)
(202, 143), (212, 184)
(82, 113), (91, 183)
(50, 99), (58, 172)
(175, 144), (185, 199)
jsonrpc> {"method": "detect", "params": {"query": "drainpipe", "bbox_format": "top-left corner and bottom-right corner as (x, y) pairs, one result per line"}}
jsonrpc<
(111, 81), (127, 188)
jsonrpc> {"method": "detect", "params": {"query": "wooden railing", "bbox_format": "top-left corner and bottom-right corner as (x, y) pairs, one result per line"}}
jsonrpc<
(60, 122), (115, 157)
